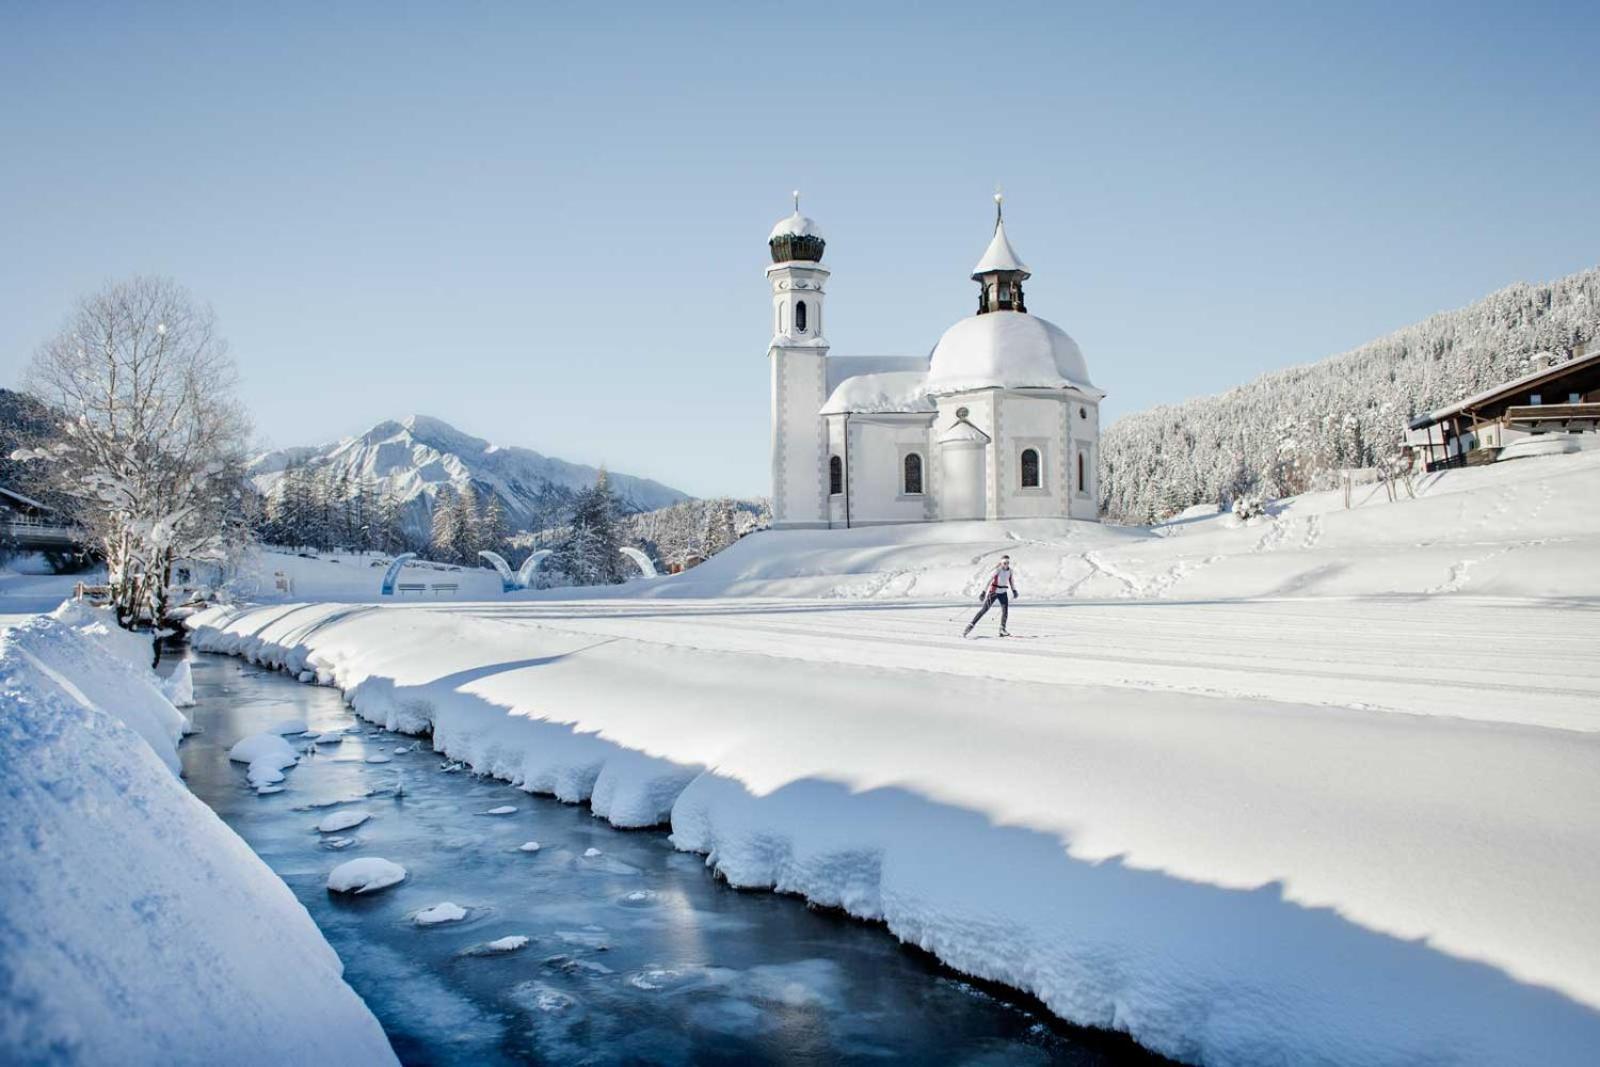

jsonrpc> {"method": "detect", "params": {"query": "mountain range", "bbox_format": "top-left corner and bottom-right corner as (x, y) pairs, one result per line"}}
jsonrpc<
(249, 414), (689, 539)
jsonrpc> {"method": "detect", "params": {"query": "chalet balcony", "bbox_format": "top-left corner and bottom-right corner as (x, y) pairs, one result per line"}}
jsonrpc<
(1502, 402), (1600, 429)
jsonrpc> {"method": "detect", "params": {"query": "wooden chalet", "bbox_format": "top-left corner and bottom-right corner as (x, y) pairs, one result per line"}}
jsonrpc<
(1405, 343), (1600, 471)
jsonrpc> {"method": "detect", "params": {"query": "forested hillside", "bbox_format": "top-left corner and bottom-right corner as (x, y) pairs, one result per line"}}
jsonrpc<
(1099, 267), (1600, 523)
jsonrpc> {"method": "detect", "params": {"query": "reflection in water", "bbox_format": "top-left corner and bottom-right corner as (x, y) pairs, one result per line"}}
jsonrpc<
(179, 652), (1162, 1066)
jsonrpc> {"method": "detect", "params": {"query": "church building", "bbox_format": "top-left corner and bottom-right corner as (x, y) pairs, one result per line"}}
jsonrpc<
(767, 195), (1104, 529)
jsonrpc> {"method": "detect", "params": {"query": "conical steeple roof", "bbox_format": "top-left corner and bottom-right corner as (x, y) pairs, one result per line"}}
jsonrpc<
(972, 217), (1029, 278)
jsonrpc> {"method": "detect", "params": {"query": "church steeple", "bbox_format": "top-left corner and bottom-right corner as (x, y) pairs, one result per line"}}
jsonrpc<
(972, 192), (1029, 315)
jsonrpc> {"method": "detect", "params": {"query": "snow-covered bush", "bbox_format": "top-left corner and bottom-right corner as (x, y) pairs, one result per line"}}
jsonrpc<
(1231, 493), (1268, 521)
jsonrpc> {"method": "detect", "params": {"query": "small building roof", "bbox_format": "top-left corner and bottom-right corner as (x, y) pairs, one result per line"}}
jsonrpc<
(971, 218), (1029, 278)
(0, 484), (49, 512)
(1408, 347), (1600, 429)
(937, 418), (991, 445)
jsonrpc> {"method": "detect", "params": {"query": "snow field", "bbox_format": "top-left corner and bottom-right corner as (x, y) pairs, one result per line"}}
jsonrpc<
(182, 452), (1600, 1065)
(0, 605), (396, 1065)
(188, 591), (1600, 1066)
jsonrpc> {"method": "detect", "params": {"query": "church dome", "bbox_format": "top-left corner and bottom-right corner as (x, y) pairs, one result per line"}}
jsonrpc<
(924, 311), (1094, 396)
(769, 192), (825, 263)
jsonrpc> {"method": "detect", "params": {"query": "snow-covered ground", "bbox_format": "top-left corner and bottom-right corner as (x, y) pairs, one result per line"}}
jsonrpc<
(188, 451), (1600, 1065)
(0, 566), (91, 628)
(0, 605), (396, 1065)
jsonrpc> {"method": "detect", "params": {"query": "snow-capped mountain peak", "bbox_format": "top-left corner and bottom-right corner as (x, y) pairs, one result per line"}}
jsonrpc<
(250, 414), (687, 539)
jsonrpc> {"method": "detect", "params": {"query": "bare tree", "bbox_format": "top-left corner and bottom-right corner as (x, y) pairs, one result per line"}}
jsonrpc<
(16, 276), (251, 642)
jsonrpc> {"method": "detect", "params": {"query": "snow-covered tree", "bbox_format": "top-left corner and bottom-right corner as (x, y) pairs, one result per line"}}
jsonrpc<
(453, 482), (482, 563)
(551, 469), (624, 585)
(480, 494), (507, 553)
(429, 485), (461, 563)
(16, 276), (251, 640)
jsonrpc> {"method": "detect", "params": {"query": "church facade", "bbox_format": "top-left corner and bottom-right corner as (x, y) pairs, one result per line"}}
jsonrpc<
(767, 196), (1104, 529)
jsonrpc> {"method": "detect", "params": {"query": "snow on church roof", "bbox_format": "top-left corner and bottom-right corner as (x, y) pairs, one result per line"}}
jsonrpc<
(971, 218), (1029, 278)
(925, 311), (1098, 397)
(820, 371), (935, 415)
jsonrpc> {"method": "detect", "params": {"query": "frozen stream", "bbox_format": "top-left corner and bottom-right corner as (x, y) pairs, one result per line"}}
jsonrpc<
(180, 652), (1164, 1065)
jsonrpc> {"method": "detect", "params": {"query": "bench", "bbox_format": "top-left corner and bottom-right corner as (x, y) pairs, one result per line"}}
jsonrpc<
(396, 583), (427, 595)
(430, 583), (458, 595)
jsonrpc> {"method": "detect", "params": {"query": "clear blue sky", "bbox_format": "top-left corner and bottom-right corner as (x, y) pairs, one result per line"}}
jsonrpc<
(2, 2), (1596, 497)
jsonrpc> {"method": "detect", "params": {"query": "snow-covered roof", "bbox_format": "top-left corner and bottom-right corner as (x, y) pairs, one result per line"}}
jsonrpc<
(769, 211), (822, 241)
(820, 371), (935, 415)
(0, 484), (49, 512)
(1409, 347), (1600, 428)
(972, 219), (1029, 278)
(825, 355), (929, 394)
(925, 311), (1098, 397)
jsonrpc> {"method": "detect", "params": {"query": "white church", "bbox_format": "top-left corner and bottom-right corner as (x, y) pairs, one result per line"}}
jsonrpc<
(767, 194), (1104, 529)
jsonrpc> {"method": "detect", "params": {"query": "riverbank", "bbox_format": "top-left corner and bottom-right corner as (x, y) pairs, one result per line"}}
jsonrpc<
(180, 650), (1163, 1064)
(0, 605), (396, 1065)
(188, 594), (1600, 1066)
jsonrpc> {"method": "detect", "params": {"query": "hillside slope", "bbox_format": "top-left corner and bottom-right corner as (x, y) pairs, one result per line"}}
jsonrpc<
(1101, 266), (1600, 522)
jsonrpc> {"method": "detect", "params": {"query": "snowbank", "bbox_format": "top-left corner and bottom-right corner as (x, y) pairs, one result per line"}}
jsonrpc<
(188, 587), (1600, 1066)
(0, 607), (396, 1065)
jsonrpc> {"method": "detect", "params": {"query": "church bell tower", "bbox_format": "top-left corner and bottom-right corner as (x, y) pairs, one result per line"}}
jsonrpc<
(767, 192), (831, 529)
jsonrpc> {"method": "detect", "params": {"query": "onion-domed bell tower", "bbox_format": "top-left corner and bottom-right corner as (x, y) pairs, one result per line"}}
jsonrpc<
(972, 192), (1029, 315)
(767, 192), (831, 529)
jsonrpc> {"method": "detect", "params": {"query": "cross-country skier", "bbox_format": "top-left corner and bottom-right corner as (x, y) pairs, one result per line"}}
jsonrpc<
(964, 555), (1018, 637)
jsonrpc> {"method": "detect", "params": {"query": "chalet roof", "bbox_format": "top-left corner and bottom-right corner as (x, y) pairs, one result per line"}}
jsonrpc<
(0, 484), (48, 512)
(1408, 348), (1600, 430)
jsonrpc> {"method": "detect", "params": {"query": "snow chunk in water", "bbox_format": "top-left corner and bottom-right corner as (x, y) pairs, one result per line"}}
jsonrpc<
(327, 857), (407, 894)
(478, 805), (517, 816)
(317, 810), (372, 833)
(583, 847), (602, 857)
(229, 732), (298, 768)
(247, 761), (286, 788)
(414, 902), (468, 926)
(518, 841), (542, 852)
(365, 754), (392, 764)
(473, 935), (528, 954)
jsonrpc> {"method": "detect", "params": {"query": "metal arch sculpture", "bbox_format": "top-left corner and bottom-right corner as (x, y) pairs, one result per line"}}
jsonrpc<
(619, 546), (658, 579)
(379, 553), (418, 596)
(478, 550), (516, 592)
(515, 549), (553, 589)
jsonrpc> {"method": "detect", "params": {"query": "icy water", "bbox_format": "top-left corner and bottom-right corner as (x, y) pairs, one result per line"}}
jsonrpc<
(179, 652), (1165, 1066)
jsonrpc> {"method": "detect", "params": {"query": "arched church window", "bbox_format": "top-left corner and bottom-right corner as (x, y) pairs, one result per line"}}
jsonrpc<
(903, 453), (924, 495)
(829, 455), (842, 496)
(778, 304), (784, 333)
(1077, 452), (1086, 492)
(1020, 448), (1040, 488)
(795, 300), (807, 333)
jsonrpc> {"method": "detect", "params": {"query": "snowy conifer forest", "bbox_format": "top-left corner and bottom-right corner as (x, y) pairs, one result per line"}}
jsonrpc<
(1099, 266), (1600, 523)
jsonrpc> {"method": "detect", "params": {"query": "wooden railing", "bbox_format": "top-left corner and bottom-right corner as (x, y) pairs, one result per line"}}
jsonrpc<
(1503, 402), (1600, 423)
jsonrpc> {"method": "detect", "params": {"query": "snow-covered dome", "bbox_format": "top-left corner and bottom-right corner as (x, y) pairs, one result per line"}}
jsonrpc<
(924, 311), (1094, 395)
(768, 211), (821, 242)
(769, 192), (825, 263)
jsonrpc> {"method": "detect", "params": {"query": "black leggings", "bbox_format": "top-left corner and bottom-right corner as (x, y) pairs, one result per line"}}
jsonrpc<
(969, 591), (1009, 630)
